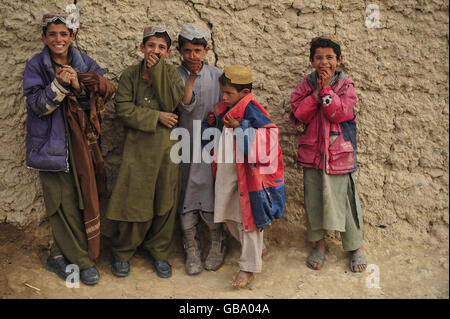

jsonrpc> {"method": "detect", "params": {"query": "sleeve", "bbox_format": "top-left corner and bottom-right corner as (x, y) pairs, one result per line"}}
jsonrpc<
(83, 54), (105, 76)
(148, 60), (185, 113)
(114, 67), (160, 133)
(289, 77), (319, 125)
(178, 92), (197, 113)
(23, 61), (70, 117)
(319, 80), (357, 123)
(234, 104), (275, 167)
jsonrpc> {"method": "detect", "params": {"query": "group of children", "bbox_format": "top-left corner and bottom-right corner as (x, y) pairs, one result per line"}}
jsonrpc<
(23, 12), (367, 288)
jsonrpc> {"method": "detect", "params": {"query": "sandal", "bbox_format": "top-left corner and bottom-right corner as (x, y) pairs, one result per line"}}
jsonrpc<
(350, 252), (367, 272)
(306, 247), (325, 270)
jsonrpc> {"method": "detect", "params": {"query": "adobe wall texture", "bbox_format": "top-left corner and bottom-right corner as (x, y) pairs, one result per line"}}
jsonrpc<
(0, 0), (448, 247)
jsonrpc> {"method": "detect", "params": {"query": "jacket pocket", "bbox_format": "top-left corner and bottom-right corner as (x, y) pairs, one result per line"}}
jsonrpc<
(297, 136), (317, 165)
(328, 136), (355, 171)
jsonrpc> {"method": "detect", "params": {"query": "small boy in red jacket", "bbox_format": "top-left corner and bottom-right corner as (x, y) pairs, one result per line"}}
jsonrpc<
(290, 35), (367, 272)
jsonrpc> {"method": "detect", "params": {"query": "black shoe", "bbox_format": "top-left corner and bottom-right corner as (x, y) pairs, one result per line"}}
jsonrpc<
(149, 254), (172, 278)
(80, 266), (99, 285)
(45, 256), (71, 281)
(112, 261), (130, 277)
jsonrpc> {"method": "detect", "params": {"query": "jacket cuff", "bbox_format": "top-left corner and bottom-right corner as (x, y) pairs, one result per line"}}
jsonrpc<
(51, 78), (70, 102)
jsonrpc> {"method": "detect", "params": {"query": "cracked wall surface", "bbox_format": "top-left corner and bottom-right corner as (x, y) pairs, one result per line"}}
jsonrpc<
(0, 0), (448, 247)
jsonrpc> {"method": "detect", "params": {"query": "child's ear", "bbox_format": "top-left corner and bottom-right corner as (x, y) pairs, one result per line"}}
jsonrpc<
(337, 55), (343, 65)
(140, 43), (144, 53)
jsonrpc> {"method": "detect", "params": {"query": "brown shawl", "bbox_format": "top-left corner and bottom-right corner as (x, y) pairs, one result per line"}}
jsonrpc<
(66, 72), (115, 261)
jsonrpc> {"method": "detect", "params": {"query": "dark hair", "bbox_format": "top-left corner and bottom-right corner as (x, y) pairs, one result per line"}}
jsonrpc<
(177, 35), (208, 49)
(309, 37), (341, 60)
(143, 32), (172, 48)
(42, 19), (74, 36)
(218, 73), (252, 92)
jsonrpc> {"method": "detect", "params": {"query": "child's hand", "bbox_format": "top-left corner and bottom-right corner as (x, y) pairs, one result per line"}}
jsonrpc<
(207, 110), (216, 126)
(60, 65), (80, 91)
(319, 68), (333, 89)
(145, 53), (160, 69)
(159, 112), (178, 128)
(222, 113), (240, 129)
(55, 67), (72, 87)
(187, 61), (202, 75)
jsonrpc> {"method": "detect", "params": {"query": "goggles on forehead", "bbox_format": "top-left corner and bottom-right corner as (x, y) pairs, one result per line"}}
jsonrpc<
(143, 25), (173, 42)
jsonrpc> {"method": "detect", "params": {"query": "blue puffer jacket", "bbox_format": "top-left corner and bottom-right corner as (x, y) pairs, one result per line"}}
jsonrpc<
(22, 45), (104, 172)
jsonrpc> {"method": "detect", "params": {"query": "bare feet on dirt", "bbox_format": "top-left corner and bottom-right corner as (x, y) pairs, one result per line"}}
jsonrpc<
(230, 270), (254, 288)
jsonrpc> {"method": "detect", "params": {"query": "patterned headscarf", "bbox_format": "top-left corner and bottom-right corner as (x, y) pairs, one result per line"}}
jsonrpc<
(143, 25), (173, 43)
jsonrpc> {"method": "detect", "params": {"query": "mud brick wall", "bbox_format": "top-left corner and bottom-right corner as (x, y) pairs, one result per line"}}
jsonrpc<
(0, 0), (448, 247)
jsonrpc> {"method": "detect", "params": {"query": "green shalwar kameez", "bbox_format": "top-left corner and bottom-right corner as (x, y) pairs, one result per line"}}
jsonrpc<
(106, 59), (184, 262)
(40, 54), (94, 270)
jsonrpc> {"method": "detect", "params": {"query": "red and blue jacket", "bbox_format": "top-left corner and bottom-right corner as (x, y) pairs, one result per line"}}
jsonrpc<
(290, 71), (358, 174)
(212, 93), (286, 232)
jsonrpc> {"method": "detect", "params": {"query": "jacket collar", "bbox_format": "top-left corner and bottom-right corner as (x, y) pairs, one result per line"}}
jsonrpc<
(307, 70), (346, 90)
(41, 45), (89, 77)
(216, 92), (253, 123)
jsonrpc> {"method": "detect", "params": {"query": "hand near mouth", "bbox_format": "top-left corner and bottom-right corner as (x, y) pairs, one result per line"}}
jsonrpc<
(319, 68), (333, 89)
(186, 61), (202, 75)
(145, 53), (160, 69)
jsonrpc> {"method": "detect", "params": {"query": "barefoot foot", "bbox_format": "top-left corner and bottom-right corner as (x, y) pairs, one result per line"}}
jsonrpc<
(230, 271), (254, 288)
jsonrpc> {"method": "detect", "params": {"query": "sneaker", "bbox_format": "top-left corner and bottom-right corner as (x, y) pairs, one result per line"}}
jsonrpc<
(80, 266), (99, 285)
(45, 256), (71, 281)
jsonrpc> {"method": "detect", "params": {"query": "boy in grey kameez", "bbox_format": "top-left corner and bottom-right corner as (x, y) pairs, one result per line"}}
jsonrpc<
(176, 24), (226, 275)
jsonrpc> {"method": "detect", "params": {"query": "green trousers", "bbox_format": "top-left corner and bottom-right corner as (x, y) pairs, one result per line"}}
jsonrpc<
(40, 171), (93, 270)
(110, 206), (177, 262)
(303, 167), (363, 251)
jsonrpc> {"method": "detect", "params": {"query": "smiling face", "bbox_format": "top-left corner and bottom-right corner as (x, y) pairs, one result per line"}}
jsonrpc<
(310, 47), (342, 76)
(140, 36), (171, 60)
(41, 23), (74, 58)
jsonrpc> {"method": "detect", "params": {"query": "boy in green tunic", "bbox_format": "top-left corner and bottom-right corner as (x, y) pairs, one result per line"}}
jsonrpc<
(106, 26), (184, 278)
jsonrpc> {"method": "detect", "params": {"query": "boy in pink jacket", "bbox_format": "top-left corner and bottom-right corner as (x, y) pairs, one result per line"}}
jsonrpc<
(290, 35), (366, 272)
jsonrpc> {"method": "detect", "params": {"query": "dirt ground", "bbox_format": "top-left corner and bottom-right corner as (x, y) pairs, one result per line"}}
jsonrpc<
(0, 223), (448, 299)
